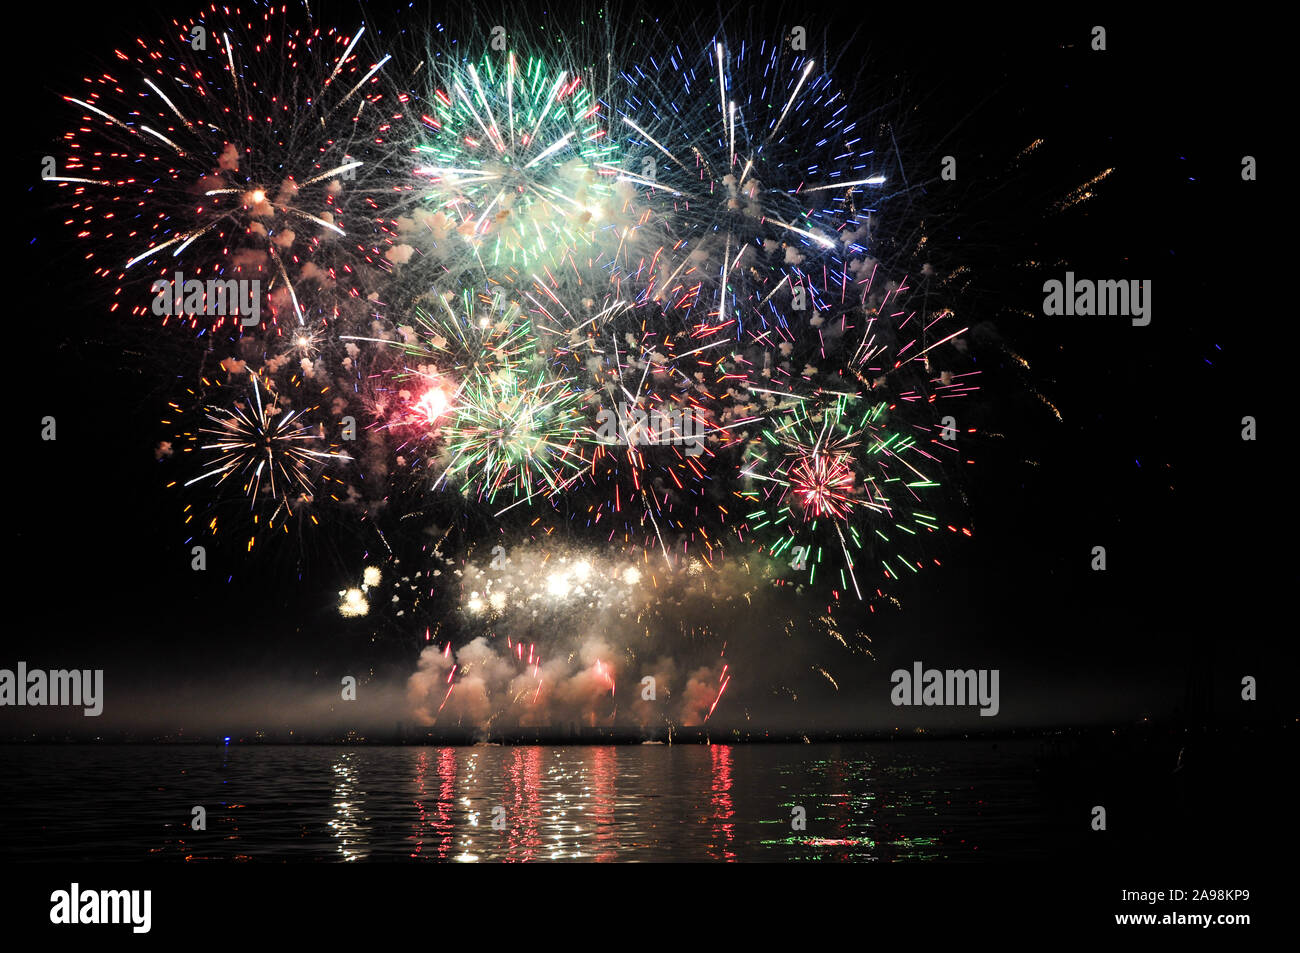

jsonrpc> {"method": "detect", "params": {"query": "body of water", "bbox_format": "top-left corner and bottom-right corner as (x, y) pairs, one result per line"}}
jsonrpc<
(0, 741), (1062, 861)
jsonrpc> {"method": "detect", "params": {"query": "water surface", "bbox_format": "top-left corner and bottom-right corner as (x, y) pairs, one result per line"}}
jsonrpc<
(0, 742), (1055, 861)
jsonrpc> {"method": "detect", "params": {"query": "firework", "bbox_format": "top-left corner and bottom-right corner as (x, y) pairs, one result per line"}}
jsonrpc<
(50, 6), (397, 332)
(565, 309), (738, 564)
(165, 365), (352, 551)
(435, 360), (591, 507)
(346, 280), (597, 505)
(614, 38), (888, 331)
(407, 543), (768, 730)
(348, 283), (537, 405)
(47, 5), (991, 727)
(738, 391), (943, 599)
(399, 48), (620, 278)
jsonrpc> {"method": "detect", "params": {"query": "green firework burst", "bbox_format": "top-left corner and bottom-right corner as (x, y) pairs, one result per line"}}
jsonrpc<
(738, 392), (942, 599)
(413, 51), (620, 269)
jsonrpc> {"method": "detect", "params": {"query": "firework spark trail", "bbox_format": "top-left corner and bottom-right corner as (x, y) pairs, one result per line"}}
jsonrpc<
(704, 672), (731, 723)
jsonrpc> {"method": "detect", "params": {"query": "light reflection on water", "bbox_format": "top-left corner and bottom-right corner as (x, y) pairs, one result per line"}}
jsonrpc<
(328, 751), (369, 861)
(0, 742), (1051, 861)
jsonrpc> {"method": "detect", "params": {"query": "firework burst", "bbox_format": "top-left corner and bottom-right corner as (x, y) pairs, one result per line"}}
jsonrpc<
(400, 48), (619, 278)
(165, 366), (352, 551)
(614, 37), (888, 331)
(738, 391), (944, 599)
(435, 361), (591, 508)
(50, 5), (397, 332)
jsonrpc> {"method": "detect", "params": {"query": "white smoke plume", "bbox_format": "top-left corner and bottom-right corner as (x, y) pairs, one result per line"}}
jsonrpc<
(406, 544), (774, 730)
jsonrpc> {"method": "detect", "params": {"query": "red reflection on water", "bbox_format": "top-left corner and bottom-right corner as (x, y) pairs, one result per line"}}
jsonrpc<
(410, 748), (457, 860)
(410, 750), (430, 859)
(708, 745), (736, 861)
(504, 747), (543, 862)
(434, 747), (457, 859)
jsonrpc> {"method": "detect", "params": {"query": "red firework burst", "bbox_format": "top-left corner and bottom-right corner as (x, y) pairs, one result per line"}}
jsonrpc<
(788, 451), (857, 520)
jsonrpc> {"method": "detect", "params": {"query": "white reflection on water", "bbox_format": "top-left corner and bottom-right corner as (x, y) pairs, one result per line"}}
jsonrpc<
(406, 748), (610, 861)
(328, 751), (370, 861)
